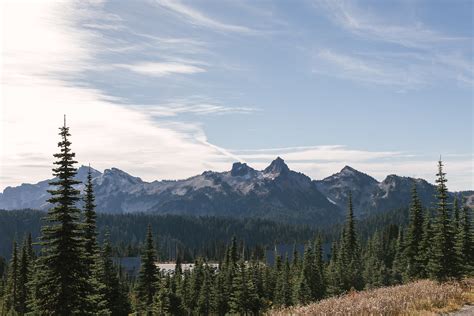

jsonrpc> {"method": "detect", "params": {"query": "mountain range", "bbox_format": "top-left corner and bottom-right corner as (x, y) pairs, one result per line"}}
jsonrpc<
(0, 157), (471, 226)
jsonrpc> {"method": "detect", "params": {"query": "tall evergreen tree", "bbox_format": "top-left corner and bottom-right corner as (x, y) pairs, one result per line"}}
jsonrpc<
(274, 257), (292, 307)
(429, 160), (458, 281)
(391, 230), (405, 284)
(404, 183), (424, 280)
(313, 235), (326, 299)
(82, 167), (109, 315)
(455, 200), (473, 277)
(197, 265), (213, 315)
(417, 211), (433, 278)
(4, 241), (19, 314)
(83, 166), (98, 266)
(136, 224), (159, 314)
(34, 119), (93, 315)
(338, 193), (364, 291)
(97, 233), (131, 315)
(17, 237), (33, 315)
(153, 277), (171, 315)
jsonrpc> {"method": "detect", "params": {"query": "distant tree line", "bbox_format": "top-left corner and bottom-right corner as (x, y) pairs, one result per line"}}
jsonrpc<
(0, 122), (472, 315)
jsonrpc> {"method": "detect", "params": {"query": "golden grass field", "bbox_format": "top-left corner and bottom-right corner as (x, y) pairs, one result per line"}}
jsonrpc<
(270, 278), (474, 316)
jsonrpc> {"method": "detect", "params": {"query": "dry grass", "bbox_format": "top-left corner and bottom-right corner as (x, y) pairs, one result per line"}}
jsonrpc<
(270, 278), (474, 316)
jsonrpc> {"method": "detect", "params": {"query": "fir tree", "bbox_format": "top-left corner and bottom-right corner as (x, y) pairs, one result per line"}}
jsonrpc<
(82, 167), (109, 315)
(34, 119), (93, 315)
(404, 183), (424, 280)
(136, 224), (159, 314)
(417, 211), (433, 278)
(274, 257), (292, 307)
(153, 277), (171, 315)
(313, 235), (326, 299)
(98, 233), (131, 315)
(454, 200), (473, 276)
(197, 265), (213, 315)
(189, 258), (204, 312)
(391, 230), (405, 284)
(338, 193), (364, 291)
(292, 272), (311, 305)
(212, 270), (228, 316)
(4, 241), (19, 314)
(83, 166), (98, 267)
(17, 237), (33, 315)
(429, 160), (458, 281)
(300, 244), (318, 300)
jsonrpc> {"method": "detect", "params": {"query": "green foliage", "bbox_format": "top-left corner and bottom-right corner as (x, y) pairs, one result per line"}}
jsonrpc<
(454, 200), (474, 277)
(33, 122), (95, 315)
(404, 183), (425, 281)
(428, 160), (459, 281)
(135, 224), (159, 314)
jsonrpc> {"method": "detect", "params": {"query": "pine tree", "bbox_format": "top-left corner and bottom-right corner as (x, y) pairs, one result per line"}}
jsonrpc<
(326, 241), (341, 295)
(153, 277), (171, 315)
(418, 211), (433, 278)
(189, 258), (204, 312)
(4, 241), (19, 314)
(212, 270), (228, 316)
(82, 167), (109, 315)
(197, 265), (213, 315)
(292, 272), (311, 305)
(136, 224), (159, 314)
(83, 166), (98, 267)
(404, 183), (424, 280)
(34, 119), (93, 315)
(313, 235), (326, 299)
(453, 196), (460, 232)
(274, 257), (292, 307)
(17, 237), (33, 315)
(300, 243), (318, 301)
(338, 193), (364, 291)
(178, 270), (191, 314)
(391, 230), (405, 284)
(98, 233), (131, 315)
(454, 200), (473, 277)
(429, 160), (458, 281)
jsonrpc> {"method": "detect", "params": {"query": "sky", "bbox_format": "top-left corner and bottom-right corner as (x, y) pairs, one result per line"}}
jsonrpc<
(0, 0), (473, 191)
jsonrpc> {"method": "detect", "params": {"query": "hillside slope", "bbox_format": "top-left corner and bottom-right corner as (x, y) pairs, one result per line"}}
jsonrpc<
(270, 279), (474, 316)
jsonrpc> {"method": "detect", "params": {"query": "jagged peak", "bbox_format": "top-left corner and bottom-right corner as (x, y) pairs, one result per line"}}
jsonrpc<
(341, 165), (357, 173)
(231, 162), (255, 177)
(264, 157), (290, 175)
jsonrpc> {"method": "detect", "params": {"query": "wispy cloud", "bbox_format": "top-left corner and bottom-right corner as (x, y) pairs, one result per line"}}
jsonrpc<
(313, 49), (473, 89)
(314, 0), (469, 49)
(313, 49), (426, 88)
(233, 145), (402, 163)
(143, 104), (258, 117)
(311, 0), (473, 89)
(115, 62), (206, 77)
(0, 1), (239, 189)
(156, 0), (257, 34)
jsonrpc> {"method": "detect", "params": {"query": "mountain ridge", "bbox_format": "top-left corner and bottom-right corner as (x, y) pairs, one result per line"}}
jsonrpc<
(1, 158), (471, 226)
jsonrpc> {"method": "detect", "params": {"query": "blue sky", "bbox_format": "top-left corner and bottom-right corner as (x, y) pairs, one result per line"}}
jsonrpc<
(1, 0), (473, 190)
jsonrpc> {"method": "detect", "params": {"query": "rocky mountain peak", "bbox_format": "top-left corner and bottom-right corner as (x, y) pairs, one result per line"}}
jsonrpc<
(264, 157), (290, 175)
(231, 162), (255, 177)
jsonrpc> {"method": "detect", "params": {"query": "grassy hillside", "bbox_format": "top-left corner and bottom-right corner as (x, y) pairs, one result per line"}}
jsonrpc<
(270, 279), (474, 316)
